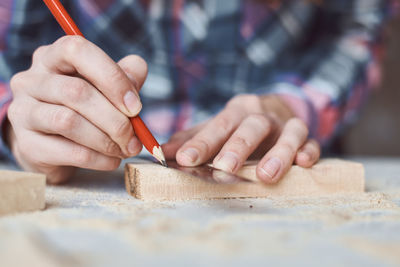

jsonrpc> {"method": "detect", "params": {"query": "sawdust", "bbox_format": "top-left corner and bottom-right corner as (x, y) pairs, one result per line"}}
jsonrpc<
(1, 160), (400, 265)
(4, 189), (399, 255)
(341, 236), (400, 265)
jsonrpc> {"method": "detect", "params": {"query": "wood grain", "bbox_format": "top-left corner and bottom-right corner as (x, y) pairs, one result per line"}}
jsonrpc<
(125, 159), (365, 200)
(0, 170), (46, 215)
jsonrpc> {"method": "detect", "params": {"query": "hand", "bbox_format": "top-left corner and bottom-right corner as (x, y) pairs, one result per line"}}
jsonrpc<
(162, 94), (321, 183)
(7, 36), (148, 183)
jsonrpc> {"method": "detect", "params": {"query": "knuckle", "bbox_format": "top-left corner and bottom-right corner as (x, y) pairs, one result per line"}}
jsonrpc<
(32, 46), (48, 62)
(192, 137), (211, 155)
(214, 114), (234, 132)
(62, 78), (88, 102)
(247, 113), (270, 130)
(58, 35), (86, 56)
(104, 138), (119, 155)
(230, 136), (252, 150)
(53, 109), (78, 133)
(227, 94), (262, 112)
(7, 100), (26, 123)
(111, 119), (131, 140)
(10, 72), (26, 93)
(243, 94), (261, 106)
(288, 118), (309, 135)
(7, 102), (18, 121)
(107, 66), (126, 86)
(227, 94), (246, 107)
(279, 142), (296, 155)
(230, 93), (253, 102)
(72, 147), (92, 165)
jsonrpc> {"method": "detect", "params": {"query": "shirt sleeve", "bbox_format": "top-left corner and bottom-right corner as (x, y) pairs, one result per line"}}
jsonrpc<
(0, 0), (61, 161)
(0, 0), (17, 161)
(264, 0), (393, 145)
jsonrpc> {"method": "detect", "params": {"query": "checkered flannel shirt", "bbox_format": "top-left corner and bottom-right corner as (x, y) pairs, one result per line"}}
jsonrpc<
(0, 0), (395, 160)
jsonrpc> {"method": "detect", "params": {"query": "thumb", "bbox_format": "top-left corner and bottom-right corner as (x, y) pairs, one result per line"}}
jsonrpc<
(162, 122), (207, 160)
(118, 55), (148, 92)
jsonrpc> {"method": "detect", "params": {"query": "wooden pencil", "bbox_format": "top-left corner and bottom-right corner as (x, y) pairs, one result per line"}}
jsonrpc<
(42, 0), (167, 166)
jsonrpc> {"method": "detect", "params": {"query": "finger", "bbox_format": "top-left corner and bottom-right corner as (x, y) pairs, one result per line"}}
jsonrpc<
(45, 166), (76, 185)
(38, 36), (142, 117)
(28, 101), (125, 158)
(295, 139), (320, 168)
(12, 140), (76, 184)
(161, 122), (207, 160)
(213, 114), (273, 173)
(257, 118), (308, 183)
(25, 73), (139, 157)
(118, 55), (148, 90)
(176, 108), (246, 166)
(17, 131), (121, 171)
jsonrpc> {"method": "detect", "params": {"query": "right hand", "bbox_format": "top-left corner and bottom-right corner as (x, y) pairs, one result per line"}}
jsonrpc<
(7, 36), (148, 184)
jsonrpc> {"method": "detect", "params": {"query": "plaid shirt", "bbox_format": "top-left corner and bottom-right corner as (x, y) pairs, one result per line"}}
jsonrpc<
(0, 0), (394, 160)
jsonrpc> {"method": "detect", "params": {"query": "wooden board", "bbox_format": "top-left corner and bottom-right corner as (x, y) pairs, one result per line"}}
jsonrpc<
(0, 170), (46, 216)
(125, 159), (365, 200)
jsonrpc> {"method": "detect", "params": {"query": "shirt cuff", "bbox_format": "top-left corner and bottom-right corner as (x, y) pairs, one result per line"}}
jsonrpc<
(0, 101), (16, 164)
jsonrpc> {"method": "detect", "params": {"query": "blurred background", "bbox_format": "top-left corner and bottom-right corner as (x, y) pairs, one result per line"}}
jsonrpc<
(337, 15), (400, 156)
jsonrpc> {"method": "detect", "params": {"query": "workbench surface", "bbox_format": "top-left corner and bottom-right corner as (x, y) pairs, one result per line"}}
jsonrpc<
(1, 158), (400, 267)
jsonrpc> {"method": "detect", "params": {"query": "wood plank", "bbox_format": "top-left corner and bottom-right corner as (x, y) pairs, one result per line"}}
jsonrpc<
(125, 159), (365, 200)
(0, 170), (46, 215)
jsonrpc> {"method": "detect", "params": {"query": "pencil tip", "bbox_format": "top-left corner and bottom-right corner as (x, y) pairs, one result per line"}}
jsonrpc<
(152, 146), (168, 167)
(161, 160), (168, 167)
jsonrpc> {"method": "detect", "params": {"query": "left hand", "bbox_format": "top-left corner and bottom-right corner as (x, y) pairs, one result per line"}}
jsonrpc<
(162, 94), (321, 183)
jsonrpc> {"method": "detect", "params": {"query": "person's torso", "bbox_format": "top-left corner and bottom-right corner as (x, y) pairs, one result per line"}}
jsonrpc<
(72, 1), (316, 135)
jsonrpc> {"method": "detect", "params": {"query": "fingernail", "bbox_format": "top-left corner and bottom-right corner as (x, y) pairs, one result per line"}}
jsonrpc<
(127, 137), (140, 155)
(214, 152), (239, 172)
(260, 157), (281, 181)
(181, 148), (199, 163)
(124, 91), (142, 115)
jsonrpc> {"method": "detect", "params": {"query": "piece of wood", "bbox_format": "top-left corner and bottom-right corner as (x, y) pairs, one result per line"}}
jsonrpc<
(0, 170), (46, 215)
(125, 159), (365, 200)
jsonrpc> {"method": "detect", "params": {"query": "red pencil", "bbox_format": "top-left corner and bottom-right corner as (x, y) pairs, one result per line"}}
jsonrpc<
(42, 0), (167, 166)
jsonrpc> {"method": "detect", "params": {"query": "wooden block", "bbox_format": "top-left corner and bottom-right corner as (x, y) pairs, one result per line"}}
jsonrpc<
(0, 170), (46, 216)
(125, 159), (365, 200)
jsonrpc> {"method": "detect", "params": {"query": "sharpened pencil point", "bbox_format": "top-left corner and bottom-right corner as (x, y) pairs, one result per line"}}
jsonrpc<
(152, 146), (167, 167)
